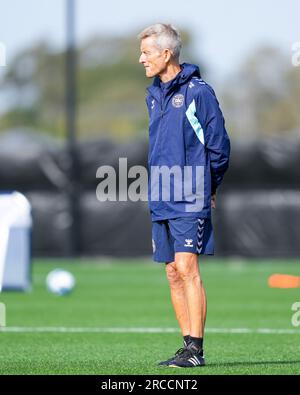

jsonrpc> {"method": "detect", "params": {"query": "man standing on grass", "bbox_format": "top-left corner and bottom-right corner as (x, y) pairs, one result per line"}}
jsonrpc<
(138, 23), (230, 368)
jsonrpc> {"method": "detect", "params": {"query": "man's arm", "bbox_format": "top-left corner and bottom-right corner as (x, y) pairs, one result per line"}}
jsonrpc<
(195, 85), (231, 195)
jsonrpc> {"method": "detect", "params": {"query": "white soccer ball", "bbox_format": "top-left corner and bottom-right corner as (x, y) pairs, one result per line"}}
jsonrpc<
(46, 269), (75, 296)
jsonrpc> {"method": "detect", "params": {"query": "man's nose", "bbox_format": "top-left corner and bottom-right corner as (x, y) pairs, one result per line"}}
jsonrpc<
(139, 54), (145, 64)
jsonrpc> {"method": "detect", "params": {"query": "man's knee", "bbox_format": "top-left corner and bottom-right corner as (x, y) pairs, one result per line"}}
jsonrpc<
(175, 253), (200, 282)
(165, 263), (183, 288)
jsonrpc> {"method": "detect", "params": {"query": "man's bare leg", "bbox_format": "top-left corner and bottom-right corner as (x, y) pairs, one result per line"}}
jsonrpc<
(174, 252), (207, 339)
(165, 261), (190, 336)
(201, 277), (207, 332)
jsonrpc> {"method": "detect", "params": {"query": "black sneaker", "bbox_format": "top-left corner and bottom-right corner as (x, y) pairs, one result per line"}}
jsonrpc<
(157, 340), (189, 366)
(168, 343), (205, 368)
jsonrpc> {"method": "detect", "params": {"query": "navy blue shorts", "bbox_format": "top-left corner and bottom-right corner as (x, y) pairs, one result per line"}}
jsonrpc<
(151, 217), (214, 263)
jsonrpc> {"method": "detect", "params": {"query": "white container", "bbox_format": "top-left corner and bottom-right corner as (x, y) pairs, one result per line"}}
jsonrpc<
(0, 192), (32, 291)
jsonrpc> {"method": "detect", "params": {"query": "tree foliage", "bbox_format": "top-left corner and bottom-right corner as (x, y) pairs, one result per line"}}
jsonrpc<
(1, 36), (299, 140)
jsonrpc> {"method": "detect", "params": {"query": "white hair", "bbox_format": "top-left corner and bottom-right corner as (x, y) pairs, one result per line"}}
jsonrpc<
(138, 23), (182, 60)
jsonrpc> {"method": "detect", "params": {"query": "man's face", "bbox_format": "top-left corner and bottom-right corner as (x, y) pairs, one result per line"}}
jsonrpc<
(139, 36), (167, 78)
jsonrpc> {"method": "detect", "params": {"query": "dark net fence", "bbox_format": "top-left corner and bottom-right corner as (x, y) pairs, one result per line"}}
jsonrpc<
(1, 130), (300, 257)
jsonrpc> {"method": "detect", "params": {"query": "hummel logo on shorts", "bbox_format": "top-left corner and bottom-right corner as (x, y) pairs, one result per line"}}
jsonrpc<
(184, 239), (193, 247)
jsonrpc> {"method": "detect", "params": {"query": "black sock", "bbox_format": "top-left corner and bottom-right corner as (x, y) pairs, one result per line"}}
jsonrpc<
(183, 335), (191, 347)
(189, 336), (203, 350)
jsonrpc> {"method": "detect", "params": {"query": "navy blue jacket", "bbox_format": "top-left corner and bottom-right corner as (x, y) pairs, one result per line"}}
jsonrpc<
(146, 63), (230, 221)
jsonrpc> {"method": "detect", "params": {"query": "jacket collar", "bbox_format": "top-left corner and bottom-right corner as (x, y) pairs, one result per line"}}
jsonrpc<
(147, 63), (201, 100)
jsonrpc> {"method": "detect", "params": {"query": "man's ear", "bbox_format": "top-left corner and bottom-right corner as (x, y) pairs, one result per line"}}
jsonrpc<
(164, 49), (172, 63)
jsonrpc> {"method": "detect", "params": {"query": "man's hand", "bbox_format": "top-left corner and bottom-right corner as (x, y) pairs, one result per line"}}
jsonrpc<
(211, 193), (216, 209)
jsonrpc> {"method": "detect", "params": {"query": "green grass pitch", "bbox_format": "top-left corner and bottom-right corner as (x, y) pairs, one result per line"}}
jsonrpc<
(0, 258), (300, 375)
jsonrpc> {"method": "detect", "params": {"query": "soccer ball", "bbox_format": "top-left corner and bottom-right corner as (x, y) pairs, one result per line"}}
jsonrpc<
(46, 269), (75, 296)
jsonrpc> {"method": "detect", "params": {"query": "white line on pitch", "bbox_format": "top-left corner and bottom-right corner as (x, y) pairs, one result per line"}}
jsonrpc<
(0, 327), (300, 334)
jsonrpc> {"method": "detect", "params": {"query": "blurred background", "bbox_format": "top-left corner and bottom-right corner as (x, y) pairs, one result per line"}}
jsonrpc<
(0, 0), (300, 260)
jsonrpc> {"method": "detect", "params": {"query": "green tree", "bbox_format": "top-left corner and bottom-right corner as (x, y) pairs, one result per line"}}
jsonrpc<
(0, 31), (196, 140)
(222, 46), (300, 138)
